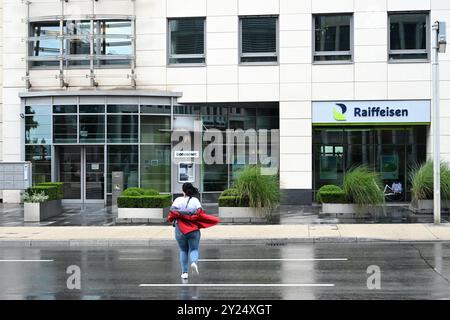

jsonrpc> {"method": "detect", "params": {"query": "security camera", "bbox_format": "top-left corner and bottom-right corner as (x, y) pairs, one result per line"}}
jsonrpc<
(20, 113), (25, 119)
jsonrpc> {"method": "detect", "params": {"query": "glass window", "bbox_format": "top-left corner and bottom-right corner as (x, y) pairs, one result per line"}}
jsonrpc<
(95, 20), (132, 66)
(66, 20), (91, 66)
(174, 105), (201, 115)
(29, 19), (133, 69)
(30, 22), (61, 67)
(202, 142), (228, 192)
(389, 13), (428, 61)
(53, 115), (78, 143)
(140, 115), (171, 144)
(107, 145), (138, 193)
(314, 14), (352, 62)
(25, 105), (52, 145)
(79, 105), (105, 113)
(312, 126), (427, 201)
(240, 16), (278, 63)
(168, 18), (205, 65)
(107, 115), (138, 143)
(80, 115), (105, 143)
(140, 105), (171, 114)
(53, 105), (77, 114)
(25, 116), (52, 145)
(107, 104), (138, 113)
(140, 145), (171, 192)
(26, 145), (52, 184)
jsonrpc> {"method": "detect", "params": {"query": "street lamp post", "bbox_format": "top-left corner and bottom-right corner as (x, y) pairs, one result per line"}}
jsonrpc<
(432, 21), (446, 225)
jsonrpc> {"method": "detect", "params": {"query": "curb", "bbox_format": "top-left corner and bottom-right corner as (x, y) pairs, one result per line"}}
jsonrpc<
(0, 237), (449, 247)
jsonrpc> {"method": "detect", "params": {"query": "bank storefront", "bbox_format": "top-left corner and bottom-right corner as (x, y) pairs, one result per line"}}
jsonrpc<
(21, 91), (279, 204)
(312, 100), (430, 202)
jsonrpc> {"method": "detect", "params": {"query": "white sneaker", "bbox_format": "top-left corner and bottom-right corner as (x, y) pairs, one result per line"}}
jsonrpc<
(190, 262), (199, 276)
(181, 272), (188, 279)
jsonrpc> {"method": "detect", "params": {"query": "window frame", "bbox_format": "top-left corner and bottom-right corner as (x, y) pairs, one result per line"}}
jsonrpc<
(312, 13), (354, 65)
(28, 17), (134, 70)
(239, 15), (279, 66)
(387, 11), (430, 63)
(167, 17), (207, 67)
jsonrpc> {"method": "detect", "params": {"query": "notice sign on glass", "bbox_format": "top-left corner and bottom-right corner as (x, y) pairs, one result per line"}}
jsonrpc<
(0, 162), (32, 190)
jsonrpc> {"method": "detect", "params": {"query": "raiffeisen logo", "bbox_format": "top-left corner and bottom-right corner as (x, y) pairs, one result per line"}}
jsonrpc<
(354, 106), (409, 117)
(333, 103), (347, 121)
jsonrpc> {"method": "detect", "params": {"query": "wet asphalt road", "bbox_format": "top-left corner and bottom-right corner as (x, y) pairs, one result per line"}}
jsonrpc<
(0, 242), (450, 300)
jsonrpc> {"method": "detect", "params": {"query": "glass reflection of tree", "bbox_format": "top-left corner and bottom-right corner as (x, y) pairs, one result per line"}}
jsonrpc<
(25, 109), (39, 144)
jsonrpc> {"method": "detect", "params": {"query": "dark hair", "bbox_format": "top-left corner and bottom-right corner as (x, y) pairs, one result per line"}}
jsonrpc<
(182, 183), (199, 197)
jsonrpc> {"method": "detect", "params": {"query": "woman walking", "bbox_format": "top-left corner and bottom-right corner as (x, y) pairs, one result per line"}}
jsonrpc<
(168, 183), (220, 279)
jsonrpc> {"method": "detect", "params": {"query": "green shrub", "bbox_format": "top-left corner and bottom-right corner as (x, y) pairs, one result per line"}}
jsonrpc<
(410, 161), (450, 200)
(36, 182), (64, 199)
(117, 195), (172, 208)
(233, 165), (280, 210)
(27, 185), (59, 201)
(218, 195), (250, 207)
(218, 188), (250, 207)
(121, 187), (159, 197)
(316, 185), (347, 203)
(142, 188), (159, 196)
(342, 166), (384, 206)
(220, 188), (240, 197)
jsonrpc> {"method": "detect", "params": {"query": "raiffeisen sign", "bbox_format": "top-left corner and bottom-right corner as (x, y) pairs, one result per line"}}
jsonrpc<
(312, 100), (431, 125)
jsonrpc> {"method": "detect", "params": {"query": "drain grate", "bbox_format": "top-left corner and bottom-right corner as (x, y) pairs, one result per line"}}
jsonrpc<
(266, 241), (287, 246)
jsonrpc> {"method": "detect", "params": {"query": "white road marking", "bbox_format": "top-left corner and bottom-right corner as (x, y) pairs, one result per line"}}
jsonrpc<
(119, 258), (163, 261)
(0, 260), (54, 262)
(121, 258), (348, 262)
(140, 283), (335, 287)
(198, 258), (348, 262)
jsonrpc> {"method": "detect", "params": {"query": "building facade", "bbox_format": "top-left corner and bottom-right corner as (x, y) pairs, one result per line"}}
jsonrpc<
(1, 0), (450, 205)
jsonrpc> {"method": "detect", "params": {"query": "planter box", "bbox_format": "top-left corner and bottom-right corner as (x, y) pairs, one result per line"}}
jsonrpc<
(118, 207), (165, 219)
(321, 203), (375, 218)
(409, 200), (450, 213)
(218, 207), (272, 223)
(24, 199), (62, 222)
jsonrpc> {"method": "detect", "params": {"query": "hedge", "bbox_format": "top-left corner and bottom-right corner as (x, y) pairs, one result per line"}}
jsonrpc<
(317, 191), (347, 203)
(117, 195), (172, 208)
(27, 185), (59, 201)
(220, 188), (240, 197)
(218, 196), (250, 207)
(36, 182), (64, 199)
(122, 187), (159, 197)
(316, 185), (343, 203)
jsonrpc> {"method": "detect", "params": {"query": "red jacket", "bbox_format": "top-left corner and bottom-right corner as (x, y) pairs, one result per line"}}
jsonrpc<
(168, 208), (220, 235)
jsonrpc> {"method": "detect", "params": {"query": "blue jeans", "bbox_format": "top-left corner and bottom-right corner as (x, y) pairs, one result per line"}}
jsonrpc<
(175, 224), (201, 273)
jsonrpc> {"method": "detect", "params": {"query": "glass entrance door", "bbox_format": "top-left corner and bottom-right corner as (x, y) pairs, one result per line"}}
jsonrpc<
(57, 146), (105, 203)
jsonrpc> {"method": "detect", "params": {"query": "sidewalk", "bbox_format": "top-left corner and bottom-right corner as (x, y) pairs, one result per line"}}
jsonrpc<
(1, 224), (450, 246)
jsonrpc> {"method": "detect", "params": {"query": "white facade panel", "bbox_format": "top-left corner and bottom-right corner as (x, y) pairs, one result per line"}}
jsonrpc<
(280, 101), (311, 119)
(387, 0), (431, 11)
(280, 171), (312, 189)
(207, 0), (238, 16)
(167, 0), (206, 17)
(238, 0), (279, 16)
(312, 0), (354, 14)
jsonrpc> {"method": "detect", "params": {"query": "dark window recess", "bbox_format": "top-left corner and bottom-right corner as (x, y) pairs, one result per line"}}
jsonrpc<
(240, 16), (278, 63)
(314, 14), (352, 62)
(169, 18), (205, 64)
(389, 13), (428, 61)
